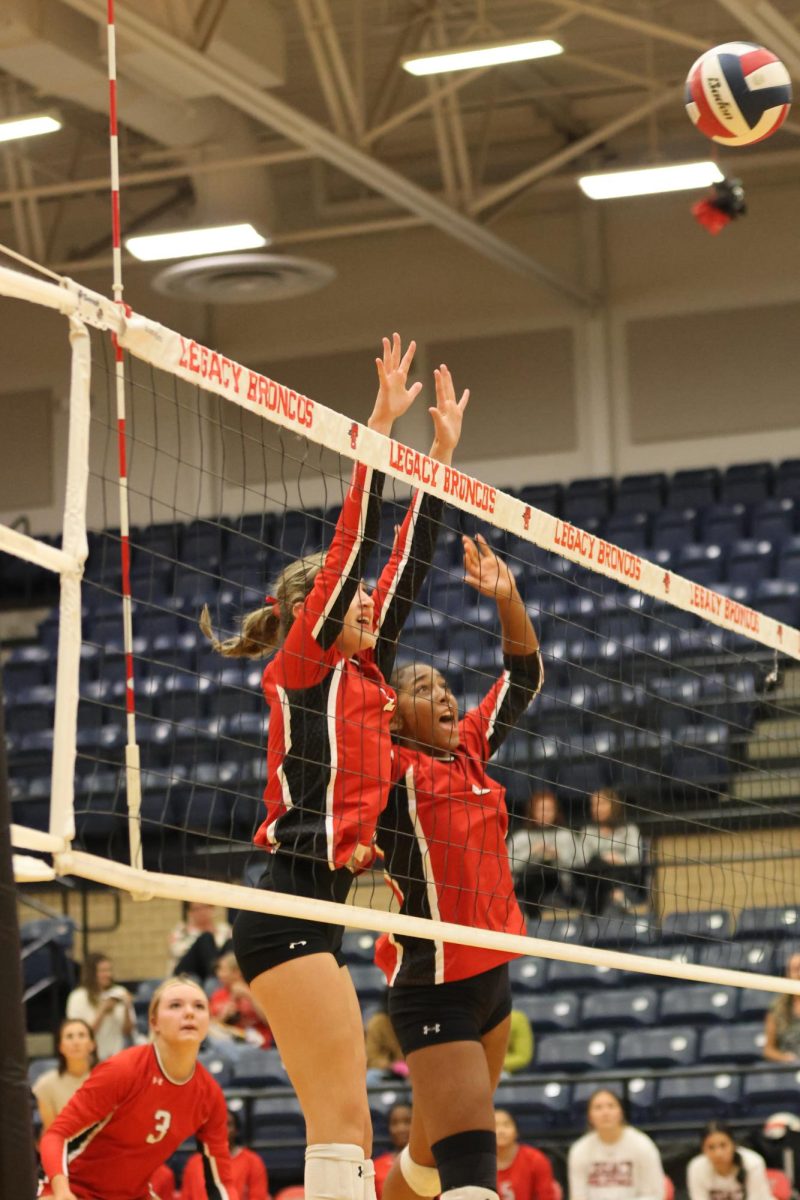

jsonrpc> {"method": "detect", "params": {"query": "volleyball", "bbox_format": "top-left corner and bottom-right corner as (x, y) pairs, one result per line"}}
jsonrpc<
(684, 42), (792, 146)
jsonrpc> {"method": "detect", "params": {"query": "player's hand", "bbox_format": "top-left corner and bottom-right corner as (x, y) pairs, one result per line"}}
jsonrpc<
(463, 533), (517, 601)
(369, 333), (423, 435)
(429, 364), (469, 461)
(345, 842), (375, 873)
(51, 1175), (79, 1200)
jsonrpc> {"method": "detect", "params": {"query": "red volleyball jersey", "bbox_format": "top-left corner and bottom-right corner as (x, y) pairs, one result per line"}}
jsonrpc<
(39, 1044), (234, 1200)
(149, 1162), (176, 1200)
(498, 1145), (557, 1200)
(182, 1146), (268, 1200)
(376, 652), (542, 985)
(373, 1151), (397, 1200)
(257, 461), (440, 869)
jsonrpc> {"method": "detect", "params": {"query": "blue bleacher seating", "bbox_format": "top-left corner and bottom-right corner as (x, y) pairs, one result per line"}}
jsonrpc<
(701, 503), (747, 545)
(742, 1069), (800, 1116)
(593, 913), (656, 948)
(493, 1080), (572, 1134)
(5, 685), (56, 734)
(581, 988), (659, 1029)
(615, 474), (666, 515)
(776, 459), (800, 499)
(508, 957), (549, 993)
(20, 917), (76, 949)
(546, 958), (626, 991)
(657, 1072), (741, 1120)
(737, 989), (773, 1021)
(535, 1029), (616, 1073)
(616, 1026), (697, 1070)
(341, 931), (379, 965)
(699, 1021), (767, 1064)
(752, 580), (800, 626)
(721, 461), (773, 504)
(604, 513), (649, 550)
(674, 543), (724, 586)
(735, 905), (800, 940)
(230, 1046), (287, 1087)
(659, 983), (738, 1025)
(670, 723), (730, 788)
(661, 910), (734, 944)
(348, 965), (386, 1003)
(751, 497), (797, 543)
(531, 916), (599, 946)
(519, 483), (562, 516)
(652, 508), (698, 552)
(516, 993), (579, 1033)
(777, 534), (800, 582)
(727, 538), (775, 585)
(696, 940), (774, 975)
(563, 478), (613, 522)
(669, 469), (719, 510)
(197, 1050), (233, 1088)
(3, 645), (51, 692)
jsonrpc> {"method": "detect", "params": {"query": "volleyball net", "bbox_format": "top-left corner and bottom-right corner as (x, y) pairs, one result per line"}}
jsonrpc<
(3, 259), (800, 997)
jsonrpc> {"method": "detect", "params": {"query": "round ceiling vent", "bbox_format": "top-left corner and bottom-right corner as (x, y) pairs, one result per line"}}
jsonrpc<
(151, 253), (336, 304)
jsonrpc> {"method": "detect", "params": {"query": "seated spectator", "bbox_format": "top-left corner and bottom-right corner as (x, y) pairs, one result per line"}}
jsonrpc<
(574, 789), (644, 915)
(148, 1162), (175, 1200)
(508, 790), (577, 914)
(687, 1121), (772, 1200)
(503, 1009), (534, 1075)
(763, 952), (800, 1062)
(209, 953), (273, 1048)
(365, 994), (407, 1083)
(182, 1108), (268, 1200)
(568, 1088), (664, 1200)
(168, 901), (232, 980)
(66, 952), (136, 1061)
(33, 1019), (97, 1130)
(373, 1102), (412, 1199)
(496, 1108), (557, 1200)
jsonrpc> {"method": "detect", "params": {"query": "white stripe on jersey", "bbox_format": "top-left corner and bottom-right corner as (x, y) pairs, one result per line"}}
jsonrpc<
(324, 661), (346, 867)
(375, 488), (423, 629)
(484, 670), (511, 746)
(387, 934), (404, 986)
(64, 1112), (113, 1170)
(312, 465), (374, 643)
(406, 766), (445, 984)
(269, 683), (294, 842)
(202, 1140), (231, 1200)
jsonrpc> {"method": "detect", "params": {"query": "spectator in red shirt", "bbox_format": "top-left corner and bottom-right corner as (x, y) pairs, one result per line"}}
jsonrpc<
(209, 954), (273, 1048)
(374, 1104), (412, 1200)
(496, 1110), (557, 1200)
(182, 1109), (269, 1200)
(150, 1162), (176, 1200)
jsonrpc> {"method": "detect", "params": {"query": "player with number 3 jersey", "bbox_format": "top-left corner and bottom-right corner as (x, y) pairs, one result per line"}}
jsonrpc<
(39, 977), (234, 1200)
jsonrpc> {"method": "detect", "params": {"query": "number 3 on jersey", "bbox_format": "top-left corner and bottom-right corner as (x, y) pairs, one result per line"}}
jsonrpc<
(146, 1109), (172, 1144)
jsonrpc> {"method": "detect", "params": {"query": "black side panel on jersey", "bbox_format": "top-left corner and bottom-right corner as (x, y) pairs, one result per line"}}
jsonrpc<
(378, 780), (437, 985)
(272, 677), (333, 861)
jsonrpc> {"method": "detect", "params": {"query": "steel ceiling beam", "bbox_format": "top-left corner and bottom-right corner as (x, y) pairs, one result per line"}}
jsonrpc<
(544, 1), (707, 52)
(57, 0), (596, 306)
(714, 0), (800, 78)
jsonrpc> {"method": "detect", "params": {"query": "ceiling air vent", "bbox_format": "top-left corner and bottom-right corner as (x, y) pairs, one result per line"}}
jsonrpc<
(151, 253), (336, 303)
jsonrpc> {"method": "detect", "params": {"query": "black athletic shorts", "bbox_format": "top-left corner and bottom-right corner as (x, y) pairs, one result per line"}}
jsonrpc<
(233, 853), (353, 982)
(388, 963), (512, 1055)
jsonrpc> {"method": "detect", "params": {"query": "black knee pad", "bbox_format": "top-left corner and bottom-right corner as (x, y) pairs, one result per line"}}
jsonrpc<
(431, 1130), (497, 1193)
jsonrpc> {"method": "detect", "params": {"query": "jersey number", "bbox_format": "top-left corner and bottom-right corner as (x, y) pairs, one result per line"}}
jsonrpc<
(146, 1109), (172, 1144)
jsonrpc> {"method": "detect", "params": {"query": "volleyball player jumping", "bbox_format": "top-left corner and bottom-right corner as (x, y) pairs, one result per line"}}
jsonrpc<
(376, 534), (543, 1200)
(202, 334), (468, 1200)
(38, 977), (233, 1200)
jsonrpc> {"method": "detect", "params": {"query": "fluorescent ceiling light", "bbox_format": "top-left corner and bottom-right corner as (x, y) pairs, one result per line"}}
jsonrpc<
(402, 38), (563, 76)
(578, 161), (724, 200)
(0, 113), (62, 144)
(126, 222), (268, 262)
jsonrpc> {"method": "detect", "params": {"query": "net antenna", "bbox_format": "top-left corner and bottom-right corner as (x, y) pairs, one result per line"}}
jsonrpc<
(106, 0), (144, 873)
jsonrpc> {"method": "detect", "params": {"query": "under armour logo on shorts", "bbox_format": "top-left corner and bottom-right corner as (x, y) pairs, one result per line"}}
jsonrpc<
(289, 940), (308, 950)
(422, 1024), (441, 1035)
(358, 1166), (364, 1178)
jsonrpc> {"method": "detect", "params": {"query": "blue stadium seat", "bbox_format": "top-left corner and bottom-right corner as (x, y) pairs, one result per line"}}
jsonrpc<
(737, 989), (773, 1021)
(131, 523), (180, 560)
(535, 1030), (616, 1073)
(652, 509), (698, 552)
(348, 965), (386, 1003)
(660, 910), (734, 944)
(4, 685), (56, 734)
(659, 983), (738, 1025)
(493, 1080), (572, 1134)
(220, 712), (269, 763)
(341, 932), (379, 964)
(701, 503), (747, 545)
(726, 539), (775, 585)
(699, 1021), (767, 1064)
(508, 957), (549, 993)
(696, 940), (774, 975)
(752, 580), (800, 627)
(273, 511), (322, 556)
(563, 478), (613, 522)
(751, 498), (797, 543)
(3, 645), (51, 692)
(20, 917), (76, 949)
(615, 474), (666, 516)
(532, 916), (599, 946)
(594, 913), (656, 948)
(776, 459), (800, 500)
(670, 723), (730, 788)
(604, 513), (649, 550)
(196, 1051), (233, 1088)
(674, 543), (724, 586)
(154, 674), (213, 722)
(777, 535), (800, 582)
(546, 958), (626, 991)
(648, 676), (703, 730)
(720, 462), (773, 505)
(657, 1072), (741, 1120)
(616, 1027), (697, 1070)
(669, 469), (719, 510)
(182, 520), (226, 563)
(516, 993), (579, 1033)
(742, 1069), (800, 1116)
(519, 483), (562, 516)
(736, 905), (800, 940)
(250, 1095), (305, 1160)
(581, 988), (659, 1029)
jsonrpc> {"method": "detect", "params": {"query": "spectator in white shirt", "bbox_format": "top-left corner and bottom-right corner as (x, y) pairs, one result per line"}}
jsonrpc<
(569, 1088), (664, 1200)
(687, 1122), (772, 1200)
(65, 952), (135, 1061)
(507, 790), (578, 914)
(574, 789), (644, 915)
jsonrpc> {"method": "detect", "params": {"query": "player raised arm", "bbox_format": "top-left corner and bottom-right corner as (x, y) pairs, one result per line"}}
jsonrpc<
(463, 534), (540, 659)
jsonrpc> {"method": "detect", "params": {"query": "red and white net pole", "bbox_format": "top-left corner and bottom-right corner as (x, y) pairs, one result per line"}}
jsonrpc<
(107, 0), (144, 873)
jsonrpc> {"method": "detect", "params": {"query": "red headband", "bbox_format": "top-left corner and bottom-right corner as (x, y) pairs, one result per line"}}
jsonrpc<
(264, 594), (280, 616)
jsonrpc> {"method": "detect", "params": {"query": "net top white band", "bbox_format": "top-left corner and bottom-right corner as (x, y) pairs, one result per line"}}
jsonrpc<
(0, 260), (797, 662)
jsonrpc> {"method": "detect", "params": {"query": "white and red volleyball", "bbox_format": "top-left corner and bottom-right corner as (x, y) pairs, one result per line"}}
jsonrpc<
(685, 42), (792, 146)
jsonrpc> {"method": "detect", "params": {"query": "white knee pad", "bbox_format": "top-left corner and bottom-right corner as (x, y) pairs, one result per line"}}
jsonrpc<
(305, 1143), (366, 1200)
(362, 1158), (377, 1200)
(399, 1146), (442, 1197)
(441, 1188), (500, 1200)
